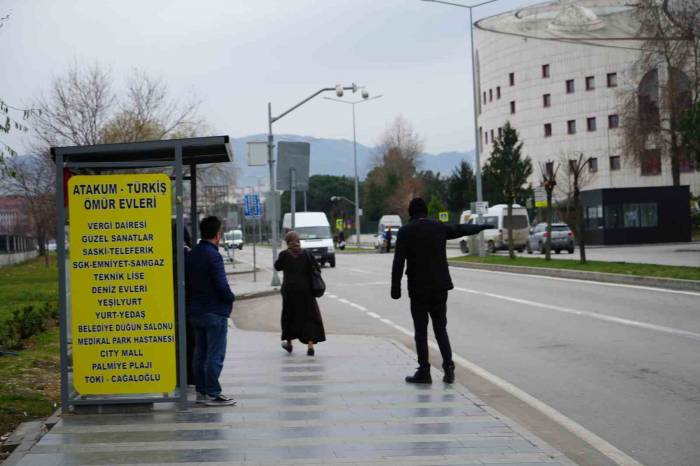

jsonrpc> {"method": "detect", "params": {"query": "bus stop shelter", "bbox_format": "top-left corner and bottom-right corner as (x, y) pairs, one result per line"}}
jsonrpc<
(52, 136), (233, 410)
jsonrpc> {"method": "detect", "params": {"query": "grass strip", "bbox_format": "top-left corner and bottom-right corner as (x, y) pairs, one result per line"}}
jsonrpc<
(450, 255), (700, 281)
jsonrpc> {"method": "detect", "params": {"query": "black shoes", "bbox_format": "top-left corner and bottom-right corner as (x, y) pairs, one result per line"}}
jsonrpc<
(281, 341), (293, 353)
(443, 363), (455, 384)
(405, 368), (432, 384)
(307, 347), (315, 356)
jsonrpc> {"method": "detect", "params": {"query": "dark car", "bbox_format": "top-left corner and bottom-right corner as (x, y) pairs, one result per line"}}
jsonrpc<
(526, 222), (575, 254)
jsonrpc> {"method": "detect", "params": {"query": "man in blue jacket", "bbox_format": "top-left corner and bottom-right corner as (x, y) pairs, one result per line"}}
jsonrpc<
(186, 216), (236, 406)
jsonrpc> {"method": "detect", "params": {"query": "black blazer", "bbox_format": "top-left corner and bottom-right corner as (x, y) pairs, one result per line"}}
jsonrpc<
(391, 216), (490, 297)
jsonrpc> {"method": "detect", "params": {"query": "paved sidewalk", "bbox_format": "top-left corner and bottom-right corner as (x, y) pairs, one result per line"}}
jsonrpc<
(15, 326), (574, 466)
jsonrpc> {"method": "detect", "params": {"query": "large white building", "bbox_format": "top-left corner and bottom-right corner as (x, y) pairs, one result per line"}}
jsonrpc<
(474, 0), (700, 196)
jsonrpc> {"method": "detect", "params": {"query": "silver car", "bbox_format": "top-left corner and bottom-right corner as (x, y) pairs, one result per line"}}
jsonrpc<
(526, 222), (575, 254)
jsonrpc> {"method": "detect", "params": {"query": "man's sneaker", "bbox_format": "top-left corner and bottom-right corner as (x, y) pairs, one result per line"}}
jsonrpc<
(405, 367), (432, 384)
(205, 395), (237, 406)
(443, 363), (455, 384)
(195, 392), (209, 404)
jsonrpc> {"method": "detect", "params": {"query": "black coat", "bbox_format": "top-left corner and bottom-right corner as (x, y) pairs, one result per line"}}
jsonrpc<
(391, 216), (490, 297)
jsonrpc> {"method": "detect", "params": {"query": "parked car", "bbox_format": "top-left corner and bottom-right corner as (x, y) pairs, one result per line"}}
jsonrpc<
(461, 204), (529, 253)
(283, 212), (335, 267)
(458, 210), (474, 253)
(526, 222), (575, 254)
(223, 229), (244, 250)
(374, 214), (402, 252)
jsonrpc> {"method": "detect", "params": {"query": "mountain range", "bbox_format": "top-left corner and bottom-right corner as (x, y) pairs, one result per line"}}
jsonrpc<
(231, 134), (475, 188)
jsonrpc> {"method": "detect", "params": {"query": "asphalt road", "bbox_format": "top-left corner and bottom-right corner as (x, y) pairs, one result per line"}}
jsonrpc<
(234, 247), (700, 466)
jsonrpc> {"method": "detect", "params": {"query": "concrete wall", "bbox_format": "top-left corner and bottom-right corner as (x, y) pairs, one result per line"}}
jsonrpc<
(0, 250), (39, 268)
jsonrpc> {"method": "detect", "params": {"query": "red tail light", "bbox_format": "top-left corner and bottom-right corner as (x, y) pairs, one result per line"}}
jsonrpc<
(543, 231), (549, 238)
(568, 232), (573, 237)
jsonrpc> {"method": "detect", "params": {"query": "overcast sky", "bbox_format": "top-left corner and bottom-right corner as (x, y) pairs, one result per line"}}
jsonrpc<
(1, 0), (542, 155)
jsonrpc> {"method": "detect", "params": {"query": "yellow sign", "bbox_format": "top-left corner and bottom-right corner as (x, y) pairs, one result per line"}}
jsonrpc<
(68, 174), (176, 395)
(535, 200), (548, 208)
(336, 218), (343, 230)
(438, 211), (449, 222)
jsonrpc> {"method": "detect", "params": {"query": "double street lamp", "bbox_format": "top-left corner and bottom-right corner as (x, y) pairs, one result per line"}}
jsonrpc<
(267, 84), (364, 286)
(324, 94), (383, 249)
(421, 0), (500, 256)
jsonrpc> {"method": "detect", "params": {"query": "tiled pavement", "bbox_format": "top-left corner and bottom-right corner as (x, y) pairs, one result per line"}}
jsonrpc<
(15, 326), (575, 466)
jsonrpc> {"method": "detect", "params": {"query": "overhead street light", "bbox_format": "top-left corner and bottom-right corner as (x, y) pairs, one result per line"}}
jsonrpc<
(330, 195), (355, 206)
(324, 92), (383, 249)
(267, 84), (362, 286)
(421, 0), (500, 256)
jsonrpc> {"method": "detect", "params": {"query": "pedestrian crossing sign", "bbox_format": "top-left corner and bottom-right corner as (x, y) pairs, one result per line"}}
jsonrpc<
(438, 212), (449, 222)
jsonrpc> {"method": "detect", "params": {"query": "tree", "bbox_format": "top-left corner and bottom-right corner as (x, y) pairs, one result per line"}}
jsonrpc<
(558, 154), (592, 264)
(281, 175), (357, 223)
(539, 161), (559, 260)
(484, 122), (532, 259)
(619, 0), (700, 185)
(427, 194), (447, 220)
(679, 100), (700, 166)
(0, 155), (55, 261)
(364, 116), (423, 221)
(419, 170), (447, 210)
(446, 160), (475, 212)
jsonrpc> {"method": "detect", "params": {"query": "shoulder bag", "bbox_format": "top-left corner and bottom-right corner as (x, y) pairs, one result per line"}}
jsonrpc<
(304, 250), (326, 298)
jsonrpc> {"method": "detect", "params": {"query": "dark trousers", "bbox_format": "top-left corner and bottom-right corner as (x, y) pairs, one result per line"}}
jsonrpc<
(410, 289), (452, 370)
(189, 313), (228, 397)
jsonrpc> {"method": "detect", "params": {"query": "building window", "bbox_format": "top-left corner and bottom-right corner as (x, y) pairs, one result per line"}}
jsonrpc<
(479, 127), (483, 151)
(624, 204), (640, 227)
(588, 157), (598, 172)
(509, 72), (515, 86)
(640, 203), (658, 227)
(489, 89), (493, 102)
(605, 205), (622, 228)
(587, 117), (597, 132)
(567, 120), (576, 134)
(483, 91), (487, 104)
(490, 129), (494, 141)
(585, 76), (595, 90)
(607, 72), (618, 88)
(543, 94), (551, 107)
(510, 101), (516, 114)
(609, 155), (621, 170)
(545, 161), (554, 176)
(496, 86), (501, 99)
(585, 205), (603, 230)
(498, 127), (503, 139)
(485, 132), (488, 144)
(542, 64), (550, 78)
(566, 79), (575, 94)
(641, 149), (661, 175)
(544, 123), (552, 137)
(608, 114), (619, 129)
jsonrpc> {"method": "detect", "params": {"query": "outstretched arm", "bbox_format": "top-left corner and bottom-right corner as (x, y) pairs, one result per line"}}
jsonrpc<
(391, 230), (407, 299)
(444, 223), (495, 240)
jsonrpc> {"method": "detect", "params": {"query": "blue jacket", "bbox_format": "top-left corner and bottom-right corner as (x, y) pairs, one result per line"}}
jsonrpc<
(185, 241), (235, 317)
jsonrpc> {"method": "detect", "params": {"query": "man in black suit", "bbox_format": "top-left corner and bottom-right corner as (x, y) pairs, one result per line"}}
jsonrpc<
(391, 198), (493, 384)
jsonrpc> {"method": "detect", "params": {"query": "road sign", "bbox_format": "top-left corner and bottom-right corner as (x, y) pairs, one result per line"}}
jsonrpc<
(68, 173), (176, 395)
(277, 141), (310, 191)
(247, 141), (268, 166)
(335, 218), (343, 230)
(438, 211), (449, 222)
(474, 201), (489, 215)
(243, 194), (261, 218)
(534, 186), (547, 208)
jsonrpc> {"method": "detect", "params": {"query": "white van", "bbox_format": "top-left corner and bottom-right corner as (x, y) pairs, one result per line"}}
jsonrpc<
(461, 204), (530, 253)
(375, 214), (402, 251)
(282, 212), (335, 267)
(223, 229), (243, 250)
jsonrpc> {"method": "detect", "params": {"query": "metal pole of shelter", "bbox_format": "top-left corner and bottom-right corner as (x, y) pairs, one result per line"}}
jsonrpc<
(290, 169), (296, 230)
(56, 153), (69, 411)
(190, 164), (198, 244)
(174, 145), (188, 410)
(351, 104), (361, 249)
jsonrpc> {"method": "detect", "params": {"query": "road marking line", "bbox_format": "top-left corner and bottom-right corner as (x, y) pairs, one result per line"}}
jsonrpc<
(334, 281), (390, 287)
(337, 298), (350, 305)
(370, 316), (644, 466)
(450, 265), (700, 297)
(350, 303), (368, 311)
(326, 294), (338, 299)
(454, 287), (700, 342)
(366, 312), (381, 319)
(347, 268), (368, 273)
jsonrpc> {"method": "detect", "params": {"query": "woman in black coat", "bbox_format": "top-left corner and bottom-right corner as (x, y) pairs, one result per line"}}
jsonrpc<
(274, 231), (326, 356)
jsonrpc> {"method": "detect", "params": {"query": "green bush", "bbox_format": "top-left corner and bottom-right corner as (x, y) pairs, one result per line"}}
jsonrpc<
(0, 302), (58, 350)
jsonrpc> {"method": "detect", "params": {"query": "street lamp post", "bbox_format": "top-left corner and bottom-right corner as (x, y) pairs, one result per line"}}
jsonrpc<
(267, 84), (362, 286)
(324, 94), (383, 249)
(421, 0), (499, 256)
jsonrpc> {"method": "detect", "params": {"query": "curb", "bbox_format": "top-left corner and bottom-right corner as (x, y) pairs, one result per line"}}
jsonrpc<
(448, 261), (700, 292)
(1, 407), (61, 466)
(236, 289), (279, 301)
